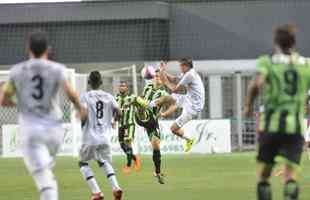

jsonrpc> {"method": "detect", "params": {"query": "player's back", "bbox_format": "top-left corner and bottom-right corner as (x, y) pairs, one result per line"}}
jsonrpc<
(10, 58), (66, 126)
(81, 90), (117, 145)
(258, 53), (310, 134)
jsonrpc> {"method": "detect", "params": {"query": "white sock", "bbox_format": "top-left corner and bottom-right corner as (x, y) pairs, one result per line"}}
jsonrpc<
(181, 134), (191, 141)
(32, 169), (58, 200)
(100, 161), (121, 190)
(80, 165), (101, 194)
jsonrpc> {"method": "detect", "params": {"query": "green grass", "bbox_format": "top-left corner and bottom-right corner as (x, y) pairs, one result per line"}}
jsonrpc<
(0, 152), (309, 200)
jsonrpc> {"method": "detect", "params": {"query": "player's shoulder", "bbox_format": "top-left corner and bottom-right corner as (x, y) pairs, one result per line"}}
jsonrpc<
(10, 60), (28, 75)
(45, 60), (67, 71)
(257, 54), (271, 65)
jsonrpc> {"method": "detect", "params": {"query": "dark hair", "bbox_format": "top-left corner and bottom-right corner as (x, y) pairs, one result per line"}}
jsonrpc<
(155, 69), (160, 73)
(28, 31), (48, 58)
(88, 71), (102, 89)
(179, 58), (193, 69)
(119, 80), (128, 86)
(274, 24), (296, 54)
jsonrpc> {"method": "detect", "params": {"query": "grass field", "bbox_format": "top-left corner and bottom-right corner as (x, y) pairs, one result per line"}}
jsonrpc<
(0, 152), (309, 200)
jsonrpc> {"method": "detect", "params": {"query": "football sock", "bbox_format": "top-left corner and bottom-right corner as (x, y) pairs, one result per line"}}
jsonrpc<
(257, 181), (272, 200)
(79, 162), (101, 194)
(153, 149), (161, 174)
(126, 147), (134, 167)
(98, 161), (121, 190)
(284, 180), (299, 200)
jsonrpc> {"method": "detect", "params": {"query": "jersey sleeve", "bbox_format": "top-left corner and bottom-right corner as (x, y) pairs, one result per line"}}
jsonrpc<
(256, 55), (270, 78)
(57, 64), (67, 83)
(111, 95), (119, 110)
(80, 93), (88, 108)
(179, 71), (193, 86)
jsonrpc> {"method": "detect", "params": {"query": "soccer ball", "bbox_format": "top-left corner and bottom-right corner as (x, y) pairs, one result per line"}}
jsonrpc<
(141, 65), (156, 80)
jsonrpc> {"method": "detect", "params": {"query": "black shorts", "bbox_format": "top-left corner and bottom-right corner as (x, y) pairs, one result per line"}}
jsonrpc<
(257, 132), (304, 165)
(135, 112), (160, 141)
(118, 124), (135, 143)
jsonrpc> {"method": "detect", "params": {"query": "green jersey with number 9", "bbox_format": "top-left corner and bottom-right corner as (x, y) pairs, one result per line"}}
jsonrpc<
(258, 53), (310, 135)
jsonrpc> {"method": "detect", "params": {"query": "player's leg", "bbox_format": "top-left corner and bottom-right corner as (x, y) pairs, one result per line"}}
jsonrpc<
(256, 133), (278, 200)
(150, 134), (164, 184)
(256, 162), (273, 200)
(118, 128), (132, 174)
(22, 134), (59, 200)
(126, 124), (141, 171)
(79, 145), (103, 200)
(172, 109), (196, 152)
(124, 125), (140, 172)
(280, 134), (303, 200)
(96, 144), (122, 200)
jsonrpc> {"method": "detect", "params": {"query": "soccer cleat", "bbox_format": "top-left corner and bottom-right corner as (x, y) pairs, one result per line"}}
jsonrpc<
(184, 138), (195, 152)
(134, 156), (141, 172)
(153, 172), (165, 184)
(122, 166), (132, 174)
(112, 189), (123, 200)
(91, 192), (104, 200)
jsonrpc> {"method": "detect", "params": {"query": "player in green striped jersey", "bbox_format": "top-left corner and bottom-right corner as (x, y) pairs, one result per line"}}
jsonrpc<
(244, 24), (310, 200)
(116, 81), (141, 174)
(134, 70), (169, 184)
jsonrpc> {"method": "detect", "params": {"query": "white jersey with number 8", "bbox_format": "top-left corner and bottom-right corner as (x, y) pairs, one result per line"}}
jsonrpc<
(80, 90), (119, 145)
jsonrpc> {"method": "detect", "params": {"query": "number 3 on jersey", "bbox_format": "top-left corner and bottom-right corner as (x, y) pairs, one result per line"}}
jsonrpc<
(31, 75), (44, 100)
(96, 100), (104, 119)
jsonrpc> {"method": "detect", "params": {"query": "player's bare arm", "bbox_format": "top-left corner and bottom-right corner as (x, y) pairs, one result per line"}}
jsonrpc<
(0, 81), (16, 107)
(63, 79), (87, 121)
(244, 73), (265, 117)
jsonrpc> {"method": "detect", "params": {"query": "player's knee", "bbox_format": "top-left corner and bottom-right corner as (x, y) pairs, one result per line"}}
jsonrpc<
(78, 161), (88, 168)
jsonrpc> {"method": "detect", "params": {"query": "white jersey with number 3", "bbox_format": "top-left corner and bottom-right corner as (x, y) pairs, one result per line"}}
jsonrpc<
(9, 58), (67, 127)
(81, 90), (119, 145)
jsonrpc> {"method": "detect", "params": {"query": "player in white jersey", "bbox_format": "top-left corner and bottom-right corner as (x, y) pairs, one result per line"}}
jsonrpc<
(0, 31), (86, 200)
(137, 58), (205, 152)
(79, 71), (123, 200)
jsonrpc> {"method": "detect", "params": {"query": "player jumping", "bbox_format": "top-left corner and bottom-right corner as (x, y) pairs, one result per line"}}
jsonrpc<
(116, 81), (141, 174)
(0, 31), (87, 200)
(244, 24), (309, 200)
(78, 71), (123, 200)
(138, 58), (205, 152)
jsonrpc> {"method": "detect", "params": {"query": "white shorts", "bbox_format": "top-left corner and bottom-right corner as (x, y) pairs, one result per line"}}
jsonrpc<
(171, 93), (199, 127)
(79, 143), (112, 163)
(20, 124), (64, 174)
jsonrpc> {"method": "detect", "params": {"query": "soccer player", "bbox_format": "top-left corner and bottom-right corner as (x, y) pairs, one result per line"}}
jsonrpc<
(79, 71), (123, 200)
(115, 81), (141, 174)
(134, 70), (168, 184)
(143, 58), (205, 152)
(0, 31), (87, 200)
(244, 24), (309, 200)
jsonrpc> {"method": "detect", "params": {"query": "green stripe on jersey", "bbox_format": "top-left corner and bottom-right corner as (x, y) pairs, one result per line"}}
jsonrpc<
(116, 94), (136, 128)
(257, 53), (310, 134)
